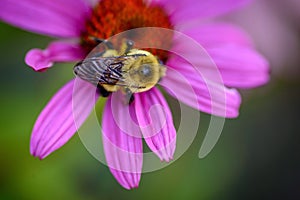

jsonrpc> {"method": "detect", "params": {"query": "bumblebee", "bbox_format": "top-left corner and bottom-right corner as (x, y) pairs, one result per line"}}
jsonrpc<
(74, 38), (166, 103)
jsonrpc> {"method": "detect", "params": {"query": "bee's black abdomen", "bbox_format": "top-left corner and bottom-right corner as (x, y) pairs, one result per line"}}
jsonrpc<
(97, 84), (111, 97)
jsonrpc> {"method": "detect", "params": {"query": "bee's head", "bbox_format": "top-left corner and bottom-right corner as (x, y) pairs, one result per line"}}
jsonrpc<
(124, 50), (166, 93)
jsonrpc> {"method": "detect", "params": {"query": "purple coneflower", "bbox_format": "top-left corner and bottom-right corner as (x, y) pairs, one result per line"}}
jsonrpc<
(0, 0), (269, 189)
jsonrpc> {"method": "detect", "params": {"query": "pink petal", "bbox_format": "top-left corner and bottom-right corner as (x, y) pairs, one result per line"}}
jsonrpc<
(182, 23), (254, 48)
(161, 66), (241, 118)
(170, 44), (269, 89)
(0, 0), (92, 37)
(169, 27), (269, 90)
(25, 41), (85, 71)
(164, 32), (241, 118)
(206, 45), (270, 88)
(134, 88), (176, 162)
(102, 92), (143, 190)
(157, 0), (251, 27)
(178, 23), (269, 88)
(30, 78), (98, 159)
(228, 0), (299, 79)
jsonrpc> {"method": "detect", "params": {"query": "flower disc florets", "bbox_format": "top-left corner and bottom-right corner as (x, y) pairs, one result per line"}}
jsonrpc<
(82, 0), (174, 62)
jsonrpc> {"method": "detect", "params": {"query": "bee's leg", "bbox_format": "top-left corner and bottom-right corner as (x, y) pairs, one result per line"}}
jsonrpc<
(88, 36), (114, 49)
(124, 88), (134, 104)
(158, 58), (164, 65)
(125, 40), (134, 54)
(129, 95), (135, 104)
(97, 84), (111, 97)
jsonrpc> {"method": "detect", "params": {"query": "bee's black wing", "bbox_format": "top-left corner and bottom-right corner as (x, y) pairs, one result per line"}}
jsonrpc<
(73, 56), (128, 86)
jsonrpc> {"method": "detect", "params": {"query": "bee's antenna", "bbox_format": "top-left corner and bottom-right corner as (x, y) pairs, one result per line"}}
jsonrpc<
(88, 36), (114, 49)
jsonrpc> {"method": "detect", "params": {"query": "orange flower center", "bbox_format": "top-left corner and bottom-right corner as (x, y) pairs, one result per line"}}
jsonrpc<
(82, 0), (173, 62)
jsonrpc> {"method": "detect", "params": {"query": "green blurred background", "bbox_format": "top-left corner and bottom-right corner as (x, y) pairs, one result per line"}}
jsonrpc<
(1, 4), (300, 200)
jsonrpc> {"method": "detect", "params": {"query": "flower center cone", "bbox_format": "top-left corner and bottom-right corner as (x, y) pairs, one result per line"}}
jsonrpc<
(82, 0), (174, 62)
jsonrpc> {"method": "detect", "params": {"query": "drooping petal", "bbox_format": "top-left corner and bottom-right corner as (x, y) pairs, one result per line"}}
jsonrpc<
(102, 92), (143, 190)
(182, 23), (254, 48)
(161, 66), (241, 118)
(30, 78), (98, 159)
(206, 45), (270, 88)
(25, 41), (85, 71)
(155, 0), (251, 27)
(0, 0), (92, 37)
(179, 24), (270, 88)
(170, 45), (269, 89)
(134, 88), (176, 162)
(164, 32), (241, 118)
